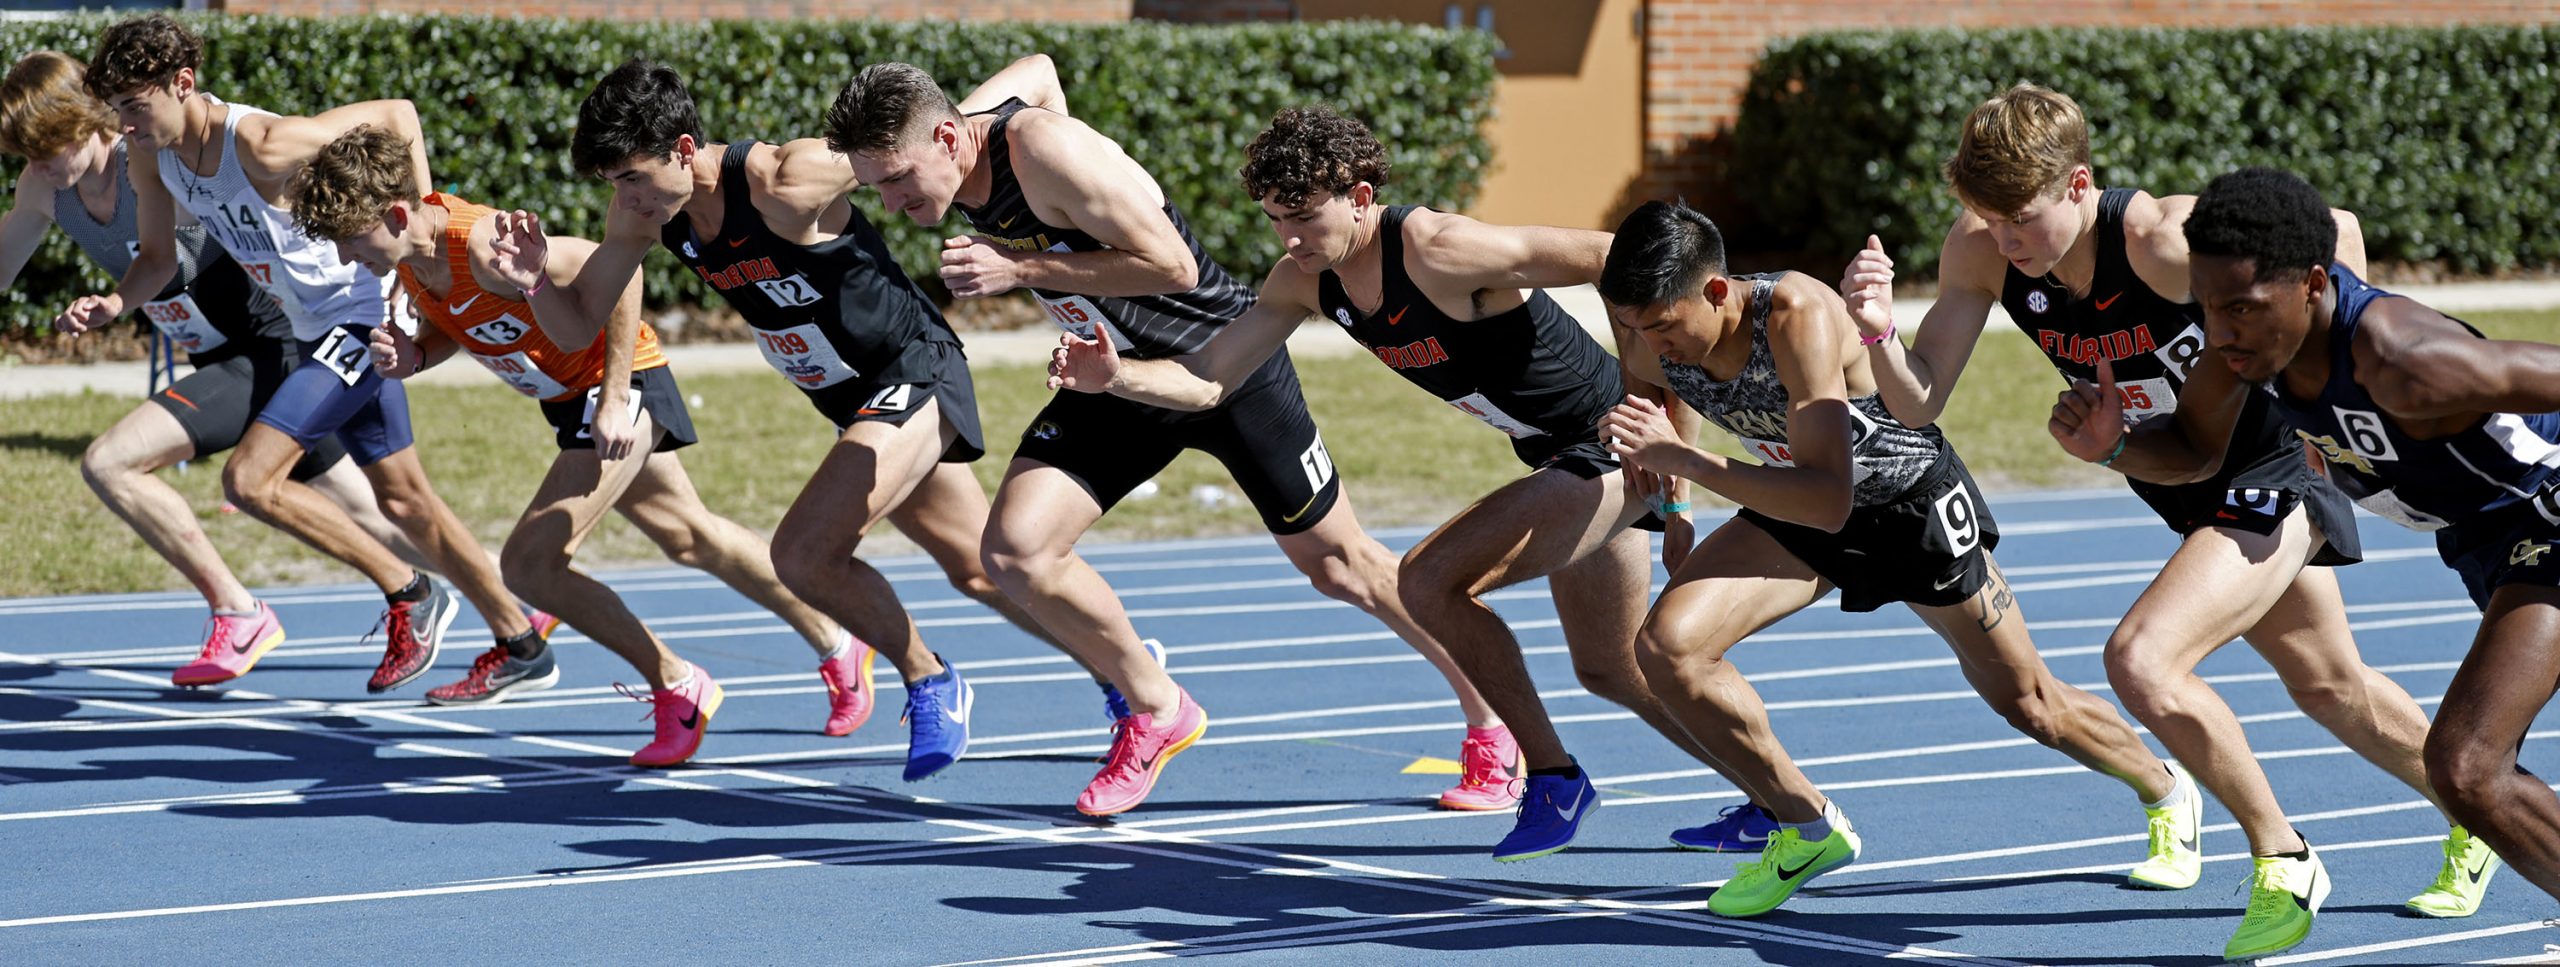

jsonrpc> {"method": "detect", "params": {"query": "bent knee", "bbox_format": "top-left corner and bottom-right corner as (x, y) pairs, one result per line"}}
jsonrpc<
(2425, 735), (2516, 807)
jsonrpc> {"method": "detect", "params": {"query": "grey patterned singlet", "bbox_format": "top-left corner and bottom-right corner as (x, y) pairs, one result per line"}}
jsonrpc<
(1658, 273), (1946, 506)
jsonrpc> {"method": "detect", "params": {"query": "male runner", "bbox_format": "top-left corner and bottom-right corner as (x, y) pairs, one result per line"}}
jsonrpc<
(59, 15), (536, 692)
(291, 126), (861, 766)
(829, 58), (1472, 815)
(558, 59), (1067, 780)
(1598, 200), (2183, 918)
(1048, 105), (1705, 814)
(1842, 84), (2485, 956)
(2054, 165), (2560, 922)
(1, 50), (455, 686)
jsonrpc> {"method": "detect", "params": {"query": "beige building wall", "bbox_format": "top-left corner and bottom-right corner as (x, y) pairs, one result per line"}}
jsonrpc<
(1298, 0), (1643, 230)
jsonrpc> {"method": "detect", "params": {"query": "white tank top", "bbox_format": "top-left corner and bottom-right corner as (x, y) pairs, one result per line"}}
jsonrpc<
(156, 95), (390, 341)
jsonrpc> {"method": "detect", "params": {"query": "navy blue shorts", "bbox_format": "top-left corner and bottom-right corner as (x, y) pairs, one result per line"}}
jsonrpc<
(2442, 511), (2560, 610)
(253, 324), (415, 467)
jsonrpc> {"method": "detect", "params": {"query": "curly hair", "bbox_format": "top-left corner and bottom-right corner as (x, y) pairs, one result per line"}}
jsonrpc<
(0, 52), (115, 159)
(824, 62), (956, 157)
(572, 59), (706, 177)
(2185, 167), (2337, 283)
(86, 14), (201, 101)
(1599, 200), (1726, 308)
(289, 125), (417, 242)
(1943, 83), (2090, 216)
(1239, 106), (1390, 209)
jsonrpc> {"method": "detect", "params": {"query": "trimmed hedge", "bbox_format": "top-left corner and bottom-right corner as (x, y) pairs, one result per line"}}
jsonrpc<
(0, 15), (1496, 328)
(1727, 26), (2560, 279)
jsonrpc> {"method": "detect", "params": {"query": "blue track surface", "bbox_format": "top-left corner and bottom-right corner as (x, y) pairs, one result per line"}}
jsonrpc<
(4, 489), (2557, 965)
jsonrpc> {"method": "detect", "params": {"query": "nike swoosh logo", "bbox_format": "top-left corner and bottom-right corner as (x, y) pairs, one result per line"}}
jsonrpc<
(999, 216), (1018, 229)
(228, 636), (258, 655)
(1777, 854), (1821, 880)
(677, 708), (701, 730)
(1387, 306), (1409, 326)
(451, 293), (481, 314)
(1279, 491), (1324, 525)
(2095, 292), (2124, 311)
(1554, 785), (1587, 823)
(1734, 829), (1769, 843)
(1932, 572), (1964, 591)
(2466, 857), (2492, 885)
(727, 237), (749, 247)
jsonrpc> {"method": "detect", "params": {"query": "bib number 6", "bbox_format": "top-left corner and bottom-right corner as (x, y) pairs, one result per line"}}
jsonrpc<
(1932, 481), (1983, 557)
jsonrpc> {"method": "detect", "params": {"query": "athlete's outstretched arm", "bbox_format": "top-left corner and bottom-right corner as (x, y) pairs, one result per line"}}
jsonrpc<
(56, 147), (178, 331)
(244, 100), (431, 196)
(1406, 214), (1611, 301)
(957, 112), (1197, 298)
(501, 207), (650, 346)
(1048, 260), (1306, 410)
(0, 174), (59, 289)
(2048, 355), (2234, 484)
(1603, 274), (1857, 532)
(2361, 297), (2560, 419)
(956, 54), (1067, 116)
(764, 139), (863, 236)
(1849, 221), (1996, 427)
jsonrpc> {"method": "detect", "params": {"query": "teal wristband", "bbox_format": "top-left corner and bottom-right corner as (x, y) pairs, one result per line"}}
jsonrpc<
(1655, 500), (1692, 515)
(2096, 436), (2128, 467)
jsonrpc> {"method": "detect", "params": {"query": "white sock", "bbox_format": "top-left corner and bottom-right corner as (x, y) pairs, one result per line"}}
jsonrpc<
(2141, 765), (2193, 811)
(1783, 799), (1840, 841)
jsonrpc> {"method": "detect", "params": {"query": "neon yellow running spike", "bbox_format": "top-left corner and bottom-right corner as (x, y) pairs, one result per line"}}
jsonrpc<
(2405, 825), (2500, 918)
(2128, 763), (2202, 890)
(1706, 824), (1861, 918)
(2225, 848), (2329, 962)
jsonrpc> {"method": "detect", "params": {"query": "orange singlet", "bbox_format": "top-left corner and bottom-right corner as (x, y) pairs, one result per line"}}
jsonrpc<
(399, 193), (665, 402)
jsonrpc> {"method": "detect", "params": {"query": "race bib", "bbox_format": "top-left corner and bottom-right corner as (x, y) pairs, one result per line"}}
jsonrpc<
(1447, 392), (1544, 439)
(2354, 488), (2448, 532)
(311, 326), (370, 387)
(469, 351), (572, 400)
(1034, 243), (1134, 349)
(2113, 376), (2179, 425)
(140, 294), (228, 355)
(1740, 436), (1796, 467)
(756, 273), (823, 308)
(464, 312), (536, 348)
(753, 322), (859, 390)
(575, 384), (643, 440)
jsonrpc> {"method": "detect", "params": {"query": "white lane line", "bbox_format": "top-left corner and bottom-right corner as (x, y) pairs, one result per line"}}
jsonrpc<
(2266, 919), (2560, 965)
(1, 654), (2017, 963)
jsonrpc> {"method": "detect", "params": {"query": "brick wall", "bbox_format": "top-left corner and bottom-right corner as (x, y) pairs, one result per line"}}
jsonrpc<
(214, 0), (1135, 20)
(1133, 0), (1292, 20)
(1638, 0), (2560, 204)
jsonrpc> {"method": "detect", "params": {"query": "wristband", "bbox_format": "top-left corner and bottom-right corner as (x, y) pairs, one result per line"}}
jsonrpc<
(2097, 436), (2128, 467)
(1653, 500), (1692, 515)
(1859, 323), (1896, 346)
(523, 274), (547, 297)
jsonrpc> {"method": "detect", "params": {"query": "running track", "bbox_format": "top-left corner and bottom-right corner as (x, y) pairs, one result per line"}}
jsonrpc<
(3, 489), (2557, 965)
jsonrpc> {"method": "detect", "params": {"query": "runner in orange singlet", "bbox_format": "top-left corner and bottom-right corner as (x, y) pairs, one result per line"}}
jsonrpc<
(291, 125), (853, 769)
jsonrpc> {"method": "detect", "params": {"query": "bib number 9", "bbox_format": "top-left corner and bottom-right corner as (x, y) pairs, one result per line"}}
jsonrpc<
(1933, 481), (1983, 557)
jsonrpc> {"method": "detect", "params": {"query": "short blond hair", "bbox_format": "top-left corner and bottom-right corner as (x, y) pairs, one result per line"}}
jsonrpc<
(1943, 83), (2090, 216)
(0, 51), (115, 159)
(290, 125), (417, 242)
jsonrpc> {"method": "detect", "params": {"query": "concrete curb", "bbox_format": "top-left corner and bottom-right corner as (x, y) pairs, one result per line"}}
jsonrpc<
(8, 279), (2559, 400)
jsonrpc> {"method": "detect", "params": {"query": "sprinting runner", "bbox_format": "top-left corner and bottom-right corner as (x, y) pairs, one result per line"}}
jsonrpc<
(60, 15), (535, 692)
(829, 58), (1478, 815)
(290, 126), (859, 766)
(559, 59), (1062, 781)
(1842, 84), (2486, 958)
(1048, 105), (1706, 815)
(2054, 165), (2560, 922)
(0, 50), (460, 685)
(1597, 200), (2183, 918)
